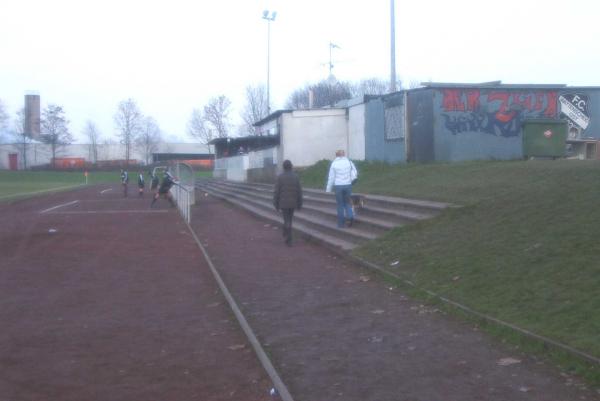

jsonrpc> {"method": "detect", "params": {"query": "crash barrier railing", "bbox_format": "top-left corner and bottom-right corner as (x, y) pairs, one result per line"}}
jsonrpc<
(171, 183), (192, 224)
(170, 162), (196, 224)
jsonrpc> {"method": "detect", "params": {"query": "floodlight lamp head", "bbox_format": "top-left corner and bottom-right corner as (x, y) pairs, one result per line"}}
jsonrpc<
(263, 10), (269, 18)
(271, 11), (277, 20)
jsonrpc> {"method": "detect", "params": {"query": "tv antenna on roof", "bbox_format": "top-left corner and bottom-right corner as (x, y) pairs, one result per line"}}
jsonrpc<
(328, 42), (340, 78)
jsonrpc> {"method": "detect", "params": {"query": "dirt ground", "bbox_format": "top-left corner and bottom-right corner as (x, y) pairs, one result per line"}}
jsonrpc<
(191, 191), (600, 401)
(1, 184), (598, 401)
(0, 185), (273, 401)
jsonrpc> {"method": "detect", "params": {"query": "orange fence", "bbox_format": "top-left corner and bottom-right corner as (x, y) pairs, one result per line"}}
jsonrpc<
(52, 158), (86, 169)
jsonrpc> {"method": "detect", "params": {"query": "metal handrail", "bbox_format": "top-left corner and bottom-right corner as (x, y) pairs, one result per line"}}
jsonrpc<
(171, 183), (192, 224)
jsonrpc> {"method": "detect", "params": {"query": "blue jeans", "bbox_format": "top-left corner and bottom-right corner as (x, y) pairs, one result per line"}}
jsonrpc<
(334, 185), (353, 227)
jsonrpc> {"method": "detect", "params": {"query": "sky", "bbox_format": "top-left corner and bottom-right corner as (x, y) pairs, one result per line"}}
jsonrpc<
(2, 0), (600, 144)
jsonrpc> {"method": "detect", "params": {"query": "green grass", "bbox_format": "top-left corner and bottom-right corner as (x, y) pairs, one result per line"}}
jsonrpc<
(300, 159), (600, 383)
(0, 170), (213, 202)
(195, 170), (212, 179)
(0, 171), (121, 202)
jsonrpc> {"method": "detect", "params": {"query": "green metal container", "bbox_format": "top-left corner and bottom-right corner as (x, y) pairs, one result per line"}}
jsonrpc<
(522, 119), (567, 158)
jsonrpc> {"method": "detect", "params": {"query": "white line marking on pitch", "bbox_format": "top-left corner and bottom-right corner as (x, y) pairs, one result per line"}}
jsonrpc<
(39, 200), (79, 214)
(100, 188), (113, 194)
(0, 185), (84, 201)
(49, 210), (169, 214)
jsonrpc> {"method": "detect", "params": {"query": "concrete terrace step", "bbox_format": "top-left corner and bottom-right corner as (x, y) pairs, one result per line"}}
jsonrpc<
(197, 185), (357, 251)
(202, 180), (396, 234)
(199, 182), (377, 244)
(196, 178), (454, 252)
(204, 179), (442, 224)
(301, 187), (451, 214)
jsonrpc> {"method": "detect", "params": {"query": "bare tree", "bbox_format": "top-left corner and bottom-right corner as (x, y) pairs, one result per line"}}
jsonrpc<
(408, 80), (423, 89)
(114, 98), (143, 166)
(188, 108), (215, 153)
(40, 104), (73, 168)
(203, 95), (232, 139)
(351, 77), (392, 97)
(285, 79), (353, 109)
(136, 116), (162, 165)
(83, 120), (101, 163)
(0, 100), (10, 144)
(0, 99), (8, 133)
(240, 84), (268, 135)
(10, 108), (33, 169)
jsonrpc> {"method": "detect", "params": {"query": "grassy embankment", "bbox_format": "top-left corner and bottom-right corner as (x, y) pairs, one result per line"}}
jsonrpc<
(300, 159), (600, 384)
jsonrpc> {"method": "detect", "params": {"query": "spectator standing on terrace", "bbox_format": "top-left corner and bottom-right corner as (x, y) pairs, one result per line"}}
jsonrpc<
(120, 169), (129, 197)
(273, 160), (303, 246)
(325, 149), (358, 228)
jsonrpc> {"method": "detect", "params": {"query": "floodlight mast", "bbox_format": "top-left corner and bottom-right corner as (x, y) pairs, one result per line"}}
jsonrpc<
(262, 10), (276, 116)
(390, 0), (397, 92)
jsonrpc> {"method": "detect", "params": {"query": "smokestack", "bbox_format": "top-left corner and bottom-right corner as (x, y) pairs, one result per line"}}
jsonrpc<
(24, 92), (41, 139)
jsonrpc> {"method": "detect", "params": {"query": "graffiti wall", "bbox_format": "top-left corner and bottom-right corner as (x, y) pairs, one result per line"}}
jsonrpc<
(431, 88), (562, 161)
(440, 89), (558, 137)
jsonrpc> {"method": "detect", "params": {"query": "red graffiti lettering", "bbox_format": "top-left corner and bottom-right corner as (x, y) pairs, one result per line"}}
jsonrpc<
(488, 92), (515, 123)
(466, 90), (480, 111)
(534, 92), (545, 111)
(544, 91), (558, 117)
(442, 89), (465, 111)
(512, 93), (532, 110)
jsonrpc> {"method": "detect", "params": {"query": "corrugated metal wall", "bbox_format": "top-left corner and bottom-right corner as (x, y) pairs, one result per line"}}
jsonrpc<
(364, 94), (406, 163)
(406, 89), (434, 162)
(363, 85), (599, 164)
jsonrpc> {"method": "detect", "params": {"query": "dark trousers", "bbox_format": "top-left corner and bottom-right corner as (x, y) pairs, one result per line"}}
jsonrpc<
(282, 208), (295, 243)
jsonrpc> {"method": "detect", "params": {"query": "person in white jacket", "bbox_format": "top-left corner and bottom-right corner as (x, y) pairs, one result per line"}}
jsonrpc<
(325, 150), (358, 228)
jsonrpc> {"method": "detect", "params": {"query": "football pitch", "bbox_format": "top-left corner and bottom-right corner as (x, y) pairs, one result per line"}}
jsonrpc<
(0, 170), (211, 202)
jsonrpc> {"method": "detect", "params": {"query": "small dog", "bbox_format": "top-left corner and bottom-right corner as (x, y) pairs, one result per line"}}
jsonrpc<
(350, 194), (365, 214)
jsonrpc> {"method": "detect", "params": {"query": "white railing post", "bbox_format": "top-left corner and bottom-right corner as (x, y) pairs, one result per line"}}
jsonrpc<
(171, 183), (191, 225)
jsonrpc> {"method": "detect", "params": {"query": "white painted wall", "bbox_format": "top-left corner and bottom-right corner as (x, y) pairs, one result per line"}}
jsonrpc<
(280, 109), (348, 168)
(348, 103), (366, 160)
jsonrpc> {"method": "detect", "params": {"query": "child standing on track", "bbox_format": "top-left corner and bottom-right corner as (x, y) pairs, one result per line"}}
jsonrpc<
(150, 170), (177, 208)
(120, 169), (129, 197)
(137, 171), (145, 197)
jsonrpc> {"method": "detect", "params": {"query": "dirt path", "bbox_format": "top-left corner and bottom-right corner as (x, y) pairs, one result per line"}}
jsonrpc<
(0, 186), (273, 401)
(191, 191), (599, 401)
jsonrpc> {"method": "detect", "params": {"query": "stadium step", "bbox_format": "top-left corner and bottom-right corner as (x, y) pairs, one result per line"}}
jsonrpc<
(195, 178), (453, 251)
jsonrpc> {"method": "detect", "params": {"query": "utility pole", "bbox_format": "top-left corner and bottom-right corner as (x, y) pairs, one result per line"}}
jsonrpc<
(390, 0), (397, 92)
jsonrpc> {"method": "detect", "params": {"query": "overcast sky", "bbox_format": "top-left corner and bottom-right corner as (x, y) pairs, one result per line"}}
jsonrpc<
(2, 0), (600, 143)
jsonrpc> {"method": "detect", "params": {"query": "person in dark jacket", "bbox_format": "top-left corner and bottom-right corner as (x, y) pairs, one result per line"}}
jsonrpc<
(150, 171), (160, 194)
(273, 160), (303, 246)
(150, 170), (176, 208)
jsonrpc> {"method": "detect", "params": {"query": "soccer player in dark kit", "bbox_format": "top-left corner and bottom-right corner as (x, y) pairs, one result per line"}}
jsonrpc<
(120, 169), (129, 197)
(137, 171), (145, 197)
(150, 170), (176, 208)
(150, 171), (160, 194)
